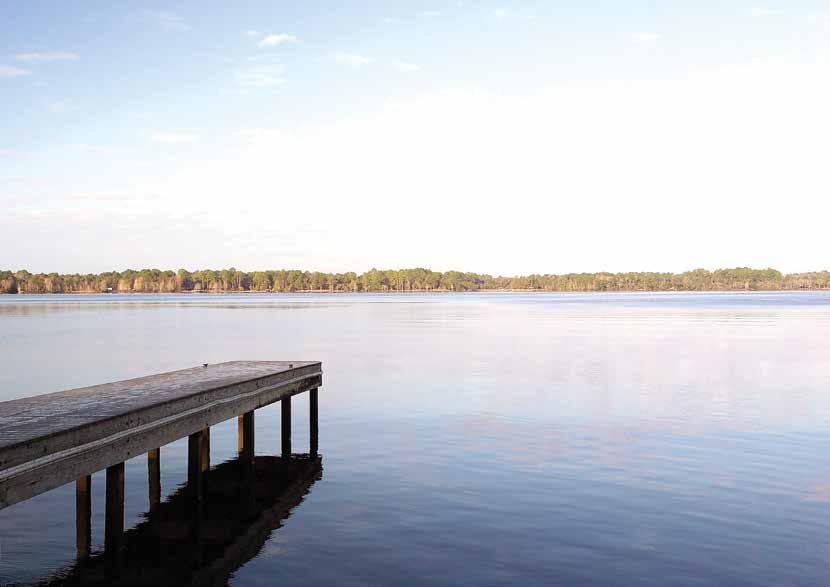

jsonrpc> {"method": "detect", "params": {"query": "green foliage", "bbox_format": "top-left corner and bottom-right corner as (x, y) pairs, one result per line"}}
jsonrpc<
(1, 267), (828, 293)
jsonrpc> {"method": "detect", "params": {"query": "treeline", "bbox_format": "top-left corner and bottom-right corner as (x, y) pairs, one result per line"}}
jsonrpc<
(2, 267), (830, 294)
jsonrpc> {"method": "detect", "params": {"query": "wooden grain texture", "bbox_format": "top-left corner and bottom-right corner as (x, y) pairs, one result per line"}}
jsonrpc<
(0, 361), (322, 509)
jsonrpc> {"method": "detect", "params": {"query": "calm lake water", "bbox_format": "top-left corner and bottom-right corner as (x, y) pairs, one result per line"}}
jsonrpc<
(2, 292), (830, 585)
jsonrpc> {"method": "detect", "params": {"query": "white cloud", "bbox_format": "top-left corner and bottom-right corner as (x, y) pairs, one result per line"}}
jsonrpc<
(257, 33), (298, 47)
(632, 32), (661, 47)
(490, 8), (535, 21)
(150, 131), (197, 144)
(332, 52), (372, 66)
(747, 7), (777, 17)
(67, 143), (110, 154)
(235, 65), (286, 87)
(119, 59), (830, 274)
(63, 192), (163, 203)
(44, 100), (65, 113)
(393, 61), (422, 72)
(0, 64), (30, 77)
(8, 59), (830, 274)
(15, 51), (79, 63)
(243, 30), (260, 37)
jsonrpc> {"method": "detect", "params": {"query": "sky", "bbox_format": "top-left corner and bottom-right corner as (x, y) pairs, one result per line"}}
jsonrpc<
(2, 1), (830, 276)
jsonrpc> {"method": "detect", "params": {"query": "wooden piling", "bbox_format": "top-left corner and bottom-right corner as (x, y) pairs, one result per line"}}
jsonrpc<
(310, 388), (319, 457)
(281, 397), (292, 458)
(238, 411), (255, 462)
(75, 475), (91, 561)
(105, 462), (125, 561)
(188, 431), (205, 502)
(148, 448), (160, 512)
(200, 427), (210, 473)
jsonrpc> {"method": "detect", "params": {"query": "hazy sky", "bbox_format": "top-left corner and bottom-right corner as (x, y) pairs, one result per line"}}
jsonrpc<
(2, 1), (829, 275)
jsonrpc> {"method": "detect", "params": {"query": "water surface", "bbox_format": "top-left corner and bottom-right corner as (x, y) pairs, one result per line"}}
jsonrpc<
(2, 292), (830, 585)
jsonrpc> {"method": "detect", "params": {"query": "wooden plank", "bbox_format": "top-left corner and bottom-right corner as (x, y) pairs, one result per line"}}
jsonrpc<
(0, 361), (320, 471)
(0, 361), (322, 509)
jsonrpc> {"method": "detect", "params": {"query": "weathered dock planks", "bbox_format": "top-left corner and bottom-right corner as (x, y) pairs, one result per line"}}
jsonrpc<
(0, 360), (322, 509)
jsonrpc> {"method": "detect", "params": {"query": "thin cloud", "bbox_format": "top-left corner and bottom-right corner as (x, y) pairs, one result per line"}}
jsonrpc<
(68, 143), (110, 154)
(150, 131), (197, 144)
(380, 16), (402, 25)
(148, 11), (190, 32)
(394, 61), (422, 72)
(235, 65), (286, 87)
(632, 32), (661, 47)
(64, 192), (164, 203)
(257, 33), (298, 47)
(490, 8), (536, 21)
(243, 30), (261, 37)
(332, 52), (372, 66)
(0, 64), (30, 77)
(15, 51), (79, 63)
(44, 100), (66, 113)
(747, 7), (778, 17)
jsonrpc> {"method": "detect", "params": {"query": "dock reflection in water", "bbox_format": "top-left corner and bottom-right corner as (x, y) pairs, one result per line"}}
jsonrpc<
(47, 454), (322, 586)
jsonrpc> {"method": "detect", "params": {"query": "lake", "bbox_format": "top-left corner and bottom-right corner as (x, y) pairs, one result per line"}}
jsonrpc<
(1, 291), (830, 586)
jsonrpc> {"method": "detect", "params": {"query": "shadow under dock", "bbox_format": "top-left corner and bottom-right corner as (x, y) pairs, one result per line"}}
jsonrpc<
(46, 454), (323, 586)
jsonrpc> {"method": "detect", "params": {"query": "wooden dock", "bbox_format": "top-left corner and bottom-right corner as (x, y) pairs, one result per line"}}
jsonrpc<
(0, 360), (322, 563)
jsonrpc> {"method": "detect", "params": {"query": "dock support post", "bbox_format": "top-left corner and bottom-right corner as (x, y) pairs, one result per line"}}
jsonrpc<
(200, 427), (210, 473)
(105, 462), (125, 563)
(281, 397), (292, 458)
(238, 411), (256, 509)
(238, 411), (255, 462)
(148, 448), (160, 512)
(188, 430), (206, 502)
(310, 388), (319, 457)
(75, 475), (91, 561)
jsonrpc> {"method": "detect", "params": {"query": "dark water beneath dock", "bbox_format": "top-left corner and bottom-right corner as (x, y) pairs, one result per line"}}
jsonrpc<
(2, 292), (830, 586)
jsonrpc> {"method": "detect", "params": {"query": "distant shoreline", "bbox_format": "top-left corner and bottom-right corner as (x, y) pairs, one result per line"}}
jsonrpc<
(2, 267), (829, 294)
(3, 289), (830, 296)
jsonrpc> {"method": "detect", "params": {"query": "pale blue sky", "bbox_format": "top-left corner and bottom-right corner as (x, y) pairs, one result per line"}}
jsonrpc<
(2, 2), (830, 274)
